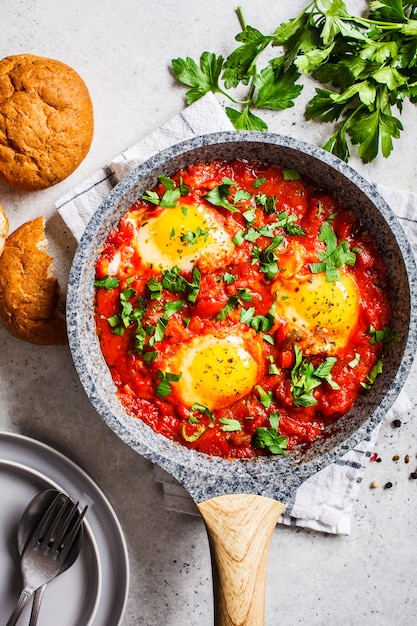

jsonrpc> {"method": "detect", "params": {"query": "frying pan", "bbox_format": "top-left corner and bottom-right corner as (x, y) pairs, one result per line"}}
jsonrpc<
(67, 131), (417, 625)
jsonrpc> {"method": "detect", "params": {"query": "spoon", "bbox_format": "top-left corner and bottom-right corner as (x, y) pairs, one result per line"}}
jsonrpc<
(17, 489), (84, 626)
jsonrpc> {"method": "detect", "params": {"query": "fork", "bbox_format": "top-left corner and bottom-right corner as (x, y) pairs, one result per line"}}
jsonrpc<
(5, 492), (87, 626)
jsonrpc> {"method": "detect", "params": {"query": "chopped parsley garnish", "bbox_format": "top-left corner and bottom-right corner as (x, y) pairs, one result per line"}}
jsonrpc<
(282, 169), (301, 181)
(276, 211), (305, 236)
(161, 265), (201, 302)
(216, 294), (240, 321)
(180, 226), (209, 246)
(267, 355), (279, 375)
(361, 359), (383, 390)
(252, 235), (283, 279)
(148, 300), (185, 347)
(255, 385), (273, 409)
(290, 345), (340, 407)
(94, 275), (120, 290)
(222, 272), (237, 285)
(240, 296), (277, 334)
(141, 175), (189, 208)
(348, 353), (361, 369)
(216, 289), (253, 320)
(253, 177), (266, 189)
(146, 277), (163, 300)
(256, 194), (277, 215)
(203, 178), (241, 213)
(253, 412), (288, 456)
(106, 286), (146, 337)
(189, 403), (213, 422)
(309, 221), (356, 282)
(368, 325), (400, 349)
(219, 418), (242, 432)
(155, 370), (182, 398)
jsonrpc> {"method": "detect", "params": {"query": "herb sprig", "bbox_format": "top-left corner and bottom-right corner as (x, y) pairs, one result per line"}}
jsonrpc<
(309, 221), (356, 282)
(253, 412), (288, 455)
(290, 344), (340, 407)
(172, 1), (417, 163)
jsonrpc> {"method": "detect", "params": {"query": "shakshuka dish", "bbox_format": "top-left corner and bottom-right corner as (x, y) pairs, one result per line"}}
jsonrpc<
(94, 158), (394, 459)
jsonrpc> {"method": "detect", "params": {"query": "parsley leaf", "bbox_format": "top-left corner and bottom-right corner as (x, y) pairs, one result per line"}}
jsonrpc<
(219, 418), (242, 432)
(290, 345), (340, 407)
(172, 3), (417, 163)
(190, 403), (213, 421)
(171, 52), (225, 104)
(141, 175), (186, 208)
(222, 24), (273, 88)
(309, 221), (356, 282)
(94, 275), (120, 290)
(253, 57), (303, 110)
(180, 226), (209, 247)
(253, 412), (288, 456)
(252, 235), (283, 280)
(368, 325), (400, 348)
(161, 266), (201, 302)
(155, 370), (182, 398)
(203, 178), (241, 213)
(361, 359), (383, 389)
(255, 385), (273, 409)
(225, 106), (269, 131)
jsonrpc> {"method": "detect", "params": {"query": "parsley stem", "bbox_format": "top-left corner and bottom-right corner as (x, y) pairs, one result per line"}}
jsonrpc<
(236, 5), (246, 31)
(217, 89), (251, 106)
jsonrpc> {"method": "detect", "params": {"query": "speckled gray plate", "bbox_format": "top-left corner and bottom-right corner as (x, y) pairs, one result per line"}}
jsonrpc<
(67, 131), (417, 506)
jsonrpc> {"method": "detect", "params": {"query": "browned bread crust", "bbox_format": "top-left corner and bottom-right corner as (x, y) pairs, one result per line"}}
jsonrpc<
(0, 203), (8, 255)
(0, 54), (94, 191)
(0, 216), (67, 344)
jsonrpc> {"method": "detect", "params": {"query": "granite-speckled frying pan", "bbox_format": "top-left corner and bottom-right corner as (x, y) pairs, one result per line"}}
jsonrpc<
(67, 132), (417, 626)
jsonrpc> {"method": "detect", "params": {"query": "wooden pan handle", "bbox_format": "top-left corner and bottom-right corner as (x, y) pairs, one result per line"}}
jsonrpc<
(197, 493), (286, 626)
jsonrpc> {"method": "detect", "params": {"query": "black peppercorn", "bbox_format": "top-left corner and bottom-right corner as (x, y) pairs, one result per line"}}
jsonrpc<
(392, 419), (402, 428)
(384, 482), (393, 489)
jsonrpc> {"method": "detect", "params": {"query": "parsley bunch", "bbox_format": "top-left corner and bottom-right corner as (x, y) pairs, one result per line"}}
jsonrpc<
(172, 0), (417, 163)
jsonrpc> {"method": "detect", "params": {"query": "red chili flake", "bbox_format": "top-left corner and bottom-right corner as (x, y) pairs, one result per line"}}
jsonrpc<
(405, 455), (410, 464)
(370, 452), (378, 462)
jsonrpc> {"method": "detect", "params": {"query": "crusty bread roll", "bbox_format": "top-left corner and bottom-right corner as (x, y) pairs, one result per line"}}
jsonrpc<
(0, 216), (67, 345)
(0, 203), (8, 255)
(0, 54), (94, 191)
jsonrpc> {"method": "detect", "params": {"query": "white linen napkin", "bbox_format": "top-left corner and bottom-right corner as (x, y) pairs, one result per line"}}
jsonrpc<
(56, 92), (415, 535)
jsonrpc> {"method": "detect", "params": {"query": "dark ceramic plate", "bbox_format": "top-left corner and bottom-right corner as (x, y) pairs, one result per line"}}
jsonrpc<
(67, 131), (417, 503)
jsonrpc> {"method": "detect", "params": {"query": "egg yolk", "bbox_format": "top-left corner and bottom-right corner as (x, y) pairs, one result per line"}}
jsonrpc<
(134, 202), (234, 272)
(166, 333), (262, 410)
(275, 271), (360, 354)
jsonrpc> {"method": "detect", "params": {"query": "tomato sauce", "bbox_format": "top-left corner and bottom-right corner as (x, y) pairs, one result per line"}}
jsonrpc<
(94, 159), (391, 459)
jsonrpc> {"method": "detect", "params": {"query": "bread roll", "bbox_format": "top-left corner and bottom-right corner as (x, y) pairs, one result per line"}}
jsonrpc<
(0, 203), (8, 255)
(0, 54), (94, 191)
(0, 216), (67, 344)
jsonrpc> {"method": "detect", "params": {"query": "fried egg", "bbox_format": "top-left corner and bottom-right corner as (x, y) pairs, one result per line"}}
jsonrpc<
(132, 202), (235, 272)
(162, 330), (263, 410)
(274, 271), (360, 354)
